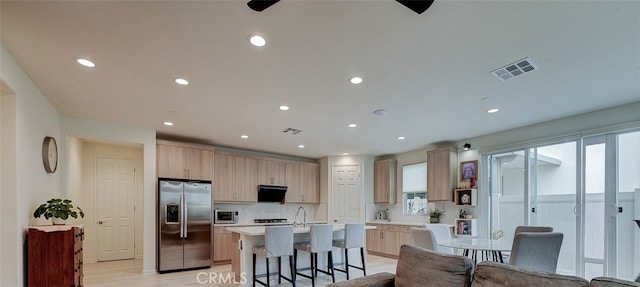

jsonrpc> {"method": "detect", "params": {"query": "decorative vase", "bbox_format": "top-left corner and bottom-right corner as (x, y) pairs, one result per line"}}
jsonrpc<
(430, 218), (439, 223)
(51, 217), (67, 225)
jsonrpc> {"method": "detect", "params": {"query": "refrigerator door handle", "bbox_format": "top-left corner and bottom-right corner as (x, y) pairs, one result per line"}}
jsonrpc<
(183, 193), (188, 238)
(180, 192), (185, 238)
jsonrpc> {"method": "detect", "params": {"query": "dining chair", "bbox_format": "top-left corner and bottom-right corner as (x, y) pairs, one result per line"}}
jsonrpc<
(252, 225), (295, 287)
(424, 224), (453, 254)
(503, 225), (554, 263)
(509, 232), (563, 273)
(332, 223), (366, 280)
(410, 227), (439, 251)
(294, 224), (335, 287)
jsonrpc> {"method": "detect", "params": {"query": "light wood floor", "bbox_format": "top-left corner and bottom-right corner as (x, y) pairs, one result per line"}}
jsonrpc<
(84, 254), (398, 286)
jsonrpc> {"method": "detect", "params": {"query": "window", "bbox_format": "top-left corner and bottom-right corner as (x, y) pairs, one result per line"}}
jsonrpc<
(402, 162), (427, 215)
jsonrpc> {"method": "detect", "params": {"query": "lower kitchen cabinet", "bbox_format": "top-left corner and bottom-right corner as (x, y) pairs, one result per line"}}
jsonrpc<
(28, 225), (84, 287)
(366, 223), (419, 258)
(213, 226), (232, 265)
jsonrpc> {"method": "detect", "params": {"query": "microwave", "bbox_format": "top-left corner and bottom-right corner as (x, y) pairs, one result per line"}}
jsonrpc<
(214, 210), (238, 224)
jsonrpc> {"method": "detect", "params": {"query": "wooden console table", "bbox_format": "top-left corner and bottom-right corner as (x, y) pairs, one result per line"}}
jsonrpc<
(28, 225), (84, 287)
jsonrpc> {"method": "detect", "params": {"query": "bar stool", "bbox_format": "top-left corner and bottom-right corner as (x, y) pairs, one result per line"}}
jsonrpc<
(294, 224), (335, 287)
(252, 225), (295, 287)
(332, 223), (366, 280)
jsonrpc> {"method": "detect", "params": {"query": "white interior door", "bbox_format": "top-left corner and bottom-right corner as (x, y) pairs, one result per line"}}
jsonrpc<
(332, 165), (361, 223)
(97, 157), (136, 261)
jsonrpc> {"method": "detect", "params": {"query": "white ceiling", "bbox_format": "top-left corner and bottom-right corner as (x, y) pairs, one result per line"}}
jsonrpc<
(2, 1), (639, 159)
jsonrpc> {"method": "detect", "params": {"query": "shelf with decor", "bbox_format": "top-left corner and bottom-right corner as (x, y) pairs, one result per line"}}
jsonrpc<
(454, 188), (478, 206)
(455, 219), (477, 237)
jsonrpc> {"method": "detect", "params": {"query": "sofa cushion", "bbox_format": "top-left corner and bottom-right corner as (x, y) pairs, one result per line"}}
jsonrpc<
(395, 244), (474, 287)
(472, 261), (589, 287)
(590, 277), (640, 287)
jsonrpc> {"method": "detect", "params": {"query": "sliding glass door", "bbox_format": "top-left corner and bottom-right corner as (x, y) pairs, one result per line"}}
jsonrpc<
(488, 130), (639, 279)
(488, 141), (578, 274)
(582, 131), (640, 280)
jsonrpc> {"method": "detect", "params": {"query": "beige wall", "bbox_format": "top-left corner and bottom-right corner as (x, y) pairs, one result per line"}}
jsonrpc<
(1, 45), (62, 286)
(75, 140), (144, 263)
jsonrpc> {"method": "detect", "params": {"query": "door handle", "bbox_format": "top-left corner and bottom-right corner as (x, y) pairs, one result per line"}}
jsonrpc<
(98, 221), (104, 224)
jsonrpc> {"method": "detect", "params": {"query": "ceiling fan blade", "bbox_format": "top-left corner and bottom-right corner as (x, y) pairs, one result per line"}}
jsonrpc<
(396, 0), (435, 14)
(247, 0), (280, 12)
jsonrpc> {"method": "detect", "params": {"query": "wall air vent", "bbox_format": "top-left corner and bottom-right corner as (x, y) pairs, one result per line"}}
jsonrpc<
(492, 57), (537, 81)
(282, 127), (302, 135)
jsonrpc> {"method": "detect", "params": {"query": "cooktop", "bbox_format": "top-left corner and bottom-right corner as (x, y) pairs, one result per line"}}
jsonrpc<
(254, 218), (288, 223)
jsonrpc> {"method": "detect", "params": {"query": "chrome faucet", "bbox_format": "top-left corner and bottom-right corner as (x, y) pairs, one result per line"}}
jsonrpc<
(294, 206), (307, 227)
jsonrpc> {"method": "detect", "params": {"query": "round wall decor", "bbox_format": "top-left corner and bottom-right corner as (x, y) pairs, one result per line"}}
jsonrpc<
(42, 136), (58, 173)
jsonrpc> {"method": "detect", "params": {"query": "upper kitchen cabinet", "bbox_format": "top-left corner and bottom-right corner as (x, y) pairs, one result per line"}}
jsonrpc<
(157, 140), (214, 181)
(285, 162), (319, 203)
(213, 152), (258, 203)
(426, 147), (457, 202)
(258, 159), (286, 185)
(374, 159), (397, 204)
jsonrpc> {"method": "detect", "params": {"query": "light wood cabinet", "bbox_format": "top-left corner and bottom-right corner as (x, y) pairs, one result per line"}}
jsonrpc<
(367, 224), (423, 258)
(426, 147), (457, 202)
(213, 226), (232, 265)
(285, 162), (320, 203)
(374, 159), (396, 204)
(213, 152), (258, 202)
(157, 140), (214, 181)
(28, 226), (84, 287)
(258, 159), (286, 185)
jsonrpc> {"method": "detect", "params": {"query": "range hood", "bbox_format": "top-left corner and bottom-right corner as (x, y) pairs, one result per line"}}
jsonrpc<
(257, 185), (287, 203)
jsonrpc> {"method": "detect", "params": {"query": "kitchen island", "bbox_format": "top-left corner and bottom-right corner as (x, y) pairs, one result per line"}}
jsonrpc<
(226, 224), (375, 285)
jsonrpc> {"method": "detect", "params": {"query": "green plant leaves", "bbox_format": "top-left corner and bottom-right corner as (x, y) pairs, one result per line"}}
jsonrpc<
(32, 198), (84, 221)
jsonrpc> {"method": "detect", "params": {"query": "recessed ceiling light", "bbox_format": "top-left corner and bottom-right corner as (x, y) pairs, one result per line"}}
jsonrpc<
(249, 35), (266, 47)
(175, 78), (189, 85)
(350, 77), (363, 84)
(241, 135), (249, 139)
(163, 121), (174, 126)
(397, 136), (405, 140)
(279, 105), (290, 111)
(348, 123), (357, 128)
(298, 145), (305, 148)
(481, 97), (490, 101)
(488, 108), (500, 114)
(76, 58), (95, 68)
(342, 152), (349, 156)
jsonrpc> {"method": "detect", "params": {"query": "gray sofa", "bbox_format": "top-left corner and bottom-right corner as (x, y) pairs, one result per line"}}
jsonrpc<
(327, 245), (640, 287)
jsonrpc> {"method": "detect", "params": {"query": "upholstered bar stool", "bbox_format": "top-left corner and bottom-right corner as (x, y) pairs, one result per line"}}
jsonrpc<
(252, 225), (295, 287)
(332, 223), (366, 280)
(294, 224), (335, 287)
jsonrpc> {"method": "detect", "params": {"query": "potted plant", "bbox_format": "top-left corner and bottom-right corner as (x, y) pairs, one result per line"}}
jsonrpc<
(428, 208), (444, 223)
(33, 198), (84, 225)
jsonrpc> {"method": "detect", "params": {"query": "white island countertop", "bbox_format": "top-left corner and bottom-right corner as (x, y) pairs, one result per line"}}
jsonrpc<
(226, 223), (375, 236)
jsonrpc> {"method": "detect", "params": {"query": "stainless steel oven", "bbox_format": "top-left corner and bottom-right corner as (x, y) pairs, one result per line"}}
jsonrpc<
(214, 210), (238, 224)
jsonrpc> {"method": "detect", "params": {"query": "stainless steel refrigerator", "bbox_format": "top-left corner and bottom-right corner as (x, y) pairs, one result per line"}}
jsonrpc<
(158, 178), (212, 272)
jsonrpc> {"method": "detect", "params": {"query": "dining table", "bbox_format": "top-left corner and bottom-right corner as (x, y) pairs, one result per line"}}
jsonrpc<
(439, 237), (512, 264)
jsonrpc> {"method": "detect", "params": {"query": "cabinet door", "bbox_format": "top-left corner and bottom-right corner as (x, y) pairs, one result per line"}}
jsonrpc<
(213, 227), (232, 263)
(285, 162), (303, 203)
(374, 159), (396, 203)
(427, 147), (456, 202)
(214, 153), (236, 201)
(186, 148), (213, 180)
(302, 164), (319, 203)
(157, 144), (187, 178)
(382, 230), (401, 256)
(236, 156), (258, 202)
(258, 160), (286, 185)
(366, 229), (384, 253)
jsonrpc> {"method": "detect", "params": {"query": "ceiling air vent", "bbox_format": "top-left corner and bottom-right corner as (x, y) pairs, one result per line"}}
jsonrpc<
(492, 57), (537, 81)
(282, 127), (302, 135)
